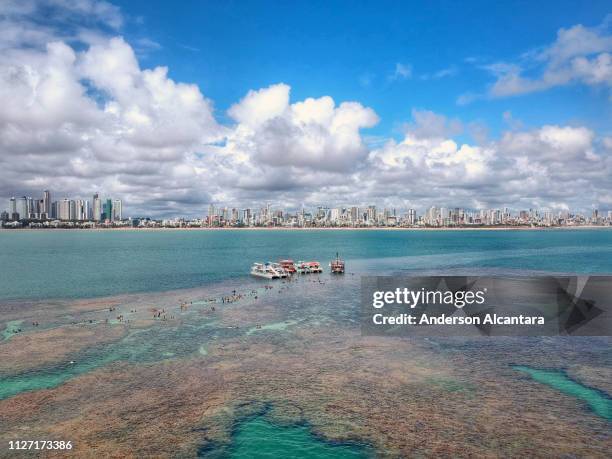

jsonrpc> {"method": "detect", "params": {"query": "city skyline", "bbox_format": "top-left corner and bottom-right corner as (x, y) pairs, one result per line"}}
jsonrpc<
(2, 187), (610, 229)
(0, 1), (611, 217)
(3, 190), (122, 223)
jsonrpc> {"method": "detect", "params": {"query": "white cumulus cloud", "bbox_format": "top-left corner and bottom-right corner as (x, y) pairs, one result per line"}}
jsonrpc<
(0, 0), (610, 217)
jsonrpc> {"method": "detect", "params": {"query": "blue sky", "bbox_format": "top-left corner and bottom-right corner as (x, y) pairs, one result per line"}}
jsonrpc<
(118, 0), (612, 140)
(1, 0), (611, 215)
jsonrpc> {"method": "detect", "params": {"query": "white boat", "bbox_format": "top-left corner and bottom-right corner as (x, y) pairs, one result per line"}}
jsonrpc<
(279, 260), (297, 274)
(269, 262), (289, 278)
(250, 262), (280, 279)
(296, 261), (323, 274)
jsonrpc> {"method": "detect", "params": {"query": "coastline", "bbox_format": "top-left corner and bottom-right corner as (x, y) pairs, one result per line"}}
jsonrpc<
(1, 225), (610, 232)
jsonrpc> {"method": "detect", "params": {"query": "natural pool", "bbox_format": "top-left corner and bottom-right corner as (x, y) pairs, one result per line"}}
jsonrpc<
(513, 365), (611, 420)
(222, 416), (369, 459)
(1, 320), (23, 341)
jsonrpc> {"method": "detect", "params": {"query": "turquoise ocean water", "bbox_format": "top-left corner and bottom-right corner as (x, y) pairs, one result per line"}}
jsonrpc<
(1, 229), (611, 301)
(1, 229), (611, 455)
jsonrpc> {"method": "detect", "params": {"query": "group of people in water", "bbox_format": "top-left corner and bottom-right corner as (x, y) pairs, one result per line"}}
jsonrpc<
(153, 308), (173, 320)
(4, 271), (335, 340)
(136, 284), (281, 325)
(220, 288), (265, 304)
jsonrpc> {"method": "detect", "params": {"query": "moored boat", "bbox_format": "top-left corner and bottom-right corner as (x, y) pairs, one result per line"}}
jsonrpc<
(269, 262), (289, 278)
(308, 261), (323, 273)
(279, 259), (297, 274)
(296, 261), (309, 274)
(296, 261), (322, 274)
(330, 252), (345, 274)
(250, 262), (280, 279)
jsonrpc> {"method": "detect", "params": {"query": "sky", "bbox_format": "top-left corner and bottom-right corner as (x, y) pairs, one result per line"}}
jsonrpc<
(1, 0), (611, 217)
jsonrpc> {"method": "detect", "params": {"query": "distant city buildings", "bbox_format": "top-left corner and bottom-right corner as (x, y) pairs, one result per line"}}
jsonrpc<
(1, 189), (123, 228)
(200, 204), (610, 229)
(1, 189), (611, 229)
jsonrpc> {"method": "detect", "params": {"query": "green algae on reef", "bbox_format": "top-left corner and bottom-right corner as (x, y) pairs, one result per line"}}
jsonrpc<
(513, 365), (612, 420)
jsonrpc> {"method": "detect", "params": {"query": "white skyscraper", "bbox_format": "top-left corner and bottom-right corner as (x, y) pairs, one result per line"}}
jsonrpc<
(59, 199), (71, 220)
(26, 197), (34, 218)
(42, 190), (50, 219)
(75, 199), (87, 221)
(93, 193), (102, 221)
(15, 197), (27, 220)
(112, 199), (122, 221)
(408, 209), (416, 225)
(330, 208), (340, 223)
(9, 197), (17, 220)
(84, 200), (91, 220)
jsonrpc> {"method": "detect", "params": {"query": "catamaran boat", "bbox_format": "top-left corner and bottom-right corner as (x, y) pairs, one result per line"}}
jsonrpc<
(279, 259), (297, 274)
(295, 262), (308, 274)
(251, 262), (280, 279)
(308, 261), (323, 273)
(269, 262), (289, 278)
(330, 253), (345, 274)
(296, 261), (323, 274)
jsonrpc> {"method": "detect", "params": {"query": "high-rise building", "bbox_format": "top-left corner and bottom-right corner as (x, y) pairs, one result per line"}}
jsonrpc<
(383, 208), (391, 224)
(367, 206), (377, 223)
(84, 200), (91, 220)
(59, 199), (71, 220)
(36, 199), (44, 219)
(112, 199), (122, 221)
(69, 200), (76, 220)
(241, 208), (251, 225)
(427, 206), (439, 226)
(103, 199), (112, 221)
(75, 199), (86, 221)
(9, 197), (17, 220)
(26, 197), (34, 218)
(42, 190), (50, 216)
(93, 193), (102, 221)
(407, 209), (416, 225)
(330, 208), (340, 223)
(16, 197), (27, 220)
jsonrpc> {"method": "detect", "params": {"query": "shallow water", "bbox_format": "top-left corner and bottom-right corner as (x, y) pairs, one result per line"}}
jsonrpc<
(1, 229), (611, 300)
(0, 350), (121, 400)
(513, 365), (612, 420)
(246, 319), (300, 335)
(1, 230), (611, 456)
(0, 276), (340, 399)
(1, 320), (22, 340)
(225, 416), (369, 459)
